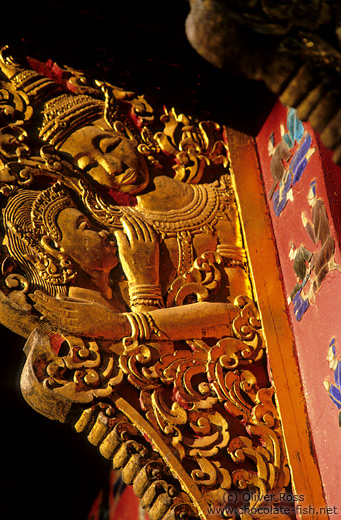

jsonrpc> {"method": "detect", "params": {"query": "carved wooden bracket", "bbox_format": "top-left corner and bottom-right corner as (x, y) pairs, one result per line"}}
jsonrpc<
(20, 297), (291, 520)
(0, 47), (315, 520)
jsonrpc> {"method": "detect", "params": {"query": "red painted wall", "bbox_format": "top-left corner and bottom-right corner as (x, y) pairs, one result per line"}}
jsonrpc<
(256, 100), (341, 519)
(87, 469), (150, 520)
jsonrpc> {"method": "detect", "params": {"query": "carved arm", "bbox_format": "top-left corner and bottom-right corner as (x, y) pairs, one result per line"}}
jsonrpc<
(31, 291), (238, 342)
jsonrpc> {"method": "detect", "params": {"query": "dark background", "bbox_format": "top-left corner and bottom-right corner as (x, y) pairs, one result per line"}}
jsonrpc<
(0, 2), (276, 519)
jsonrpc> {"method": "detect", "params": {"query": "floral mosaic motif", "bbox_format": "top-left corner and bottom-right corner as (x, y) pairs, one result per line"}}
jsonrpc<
(287, 180), (341, 321)
(324, 338), (341, 426)
(268, 107), (315, 217)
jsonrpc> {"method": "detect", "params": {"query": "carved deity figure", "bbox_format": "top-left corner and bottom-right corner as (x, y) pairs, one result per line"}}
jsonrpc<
(0, 47), (293, 520)
(3, 181), (238, 343)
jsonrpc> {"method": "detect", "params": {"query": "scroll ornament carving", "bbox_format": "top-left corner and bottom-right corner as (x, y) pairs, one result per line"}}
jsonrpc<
(23, 297), (290, 519)
(0, 47), (292, 520)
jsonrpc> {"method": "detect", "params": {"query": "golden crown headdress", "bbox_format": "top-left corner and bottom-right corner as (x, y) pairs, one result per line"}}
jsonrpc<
(3, 182), (77, 290)
(38, 93), (103, 147)
(0, 45), (154, 149)
(31, 181), (75, 241)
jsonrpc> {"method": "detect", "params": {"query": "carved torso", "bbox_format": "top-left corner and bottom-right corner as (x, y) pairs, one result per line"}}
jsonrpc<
(114, 174), (250, 304)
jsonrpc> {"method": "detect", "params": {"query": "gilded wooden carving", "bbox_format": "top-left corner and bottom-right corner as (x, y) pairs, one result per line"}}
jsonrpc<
(0, 46), (294, 520)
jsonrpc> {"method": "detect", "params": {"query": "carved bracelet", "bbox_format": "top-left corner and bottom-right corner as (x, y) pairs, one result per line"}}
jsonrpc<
(129, 283), (164, 309)
(124, 311), (150, 341)
(124, 311), (162, 343)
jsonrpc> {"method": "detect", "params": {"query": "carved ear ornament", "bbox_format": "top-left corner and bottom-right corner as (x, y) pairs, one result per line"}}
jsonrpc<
(31, 181), (76, 241)
(27, 249), (76, 286)
(2, 183), (77, 288)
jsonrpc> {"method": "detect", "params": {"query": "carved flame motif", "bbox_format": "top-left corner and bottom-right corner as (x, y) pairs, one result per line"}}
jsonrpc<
(155, 108), (230, 184)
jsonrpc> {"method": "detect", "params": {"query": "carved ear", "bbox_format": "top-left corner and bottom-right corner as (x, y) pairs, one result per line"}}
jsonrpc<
(40, 235), (64, 260)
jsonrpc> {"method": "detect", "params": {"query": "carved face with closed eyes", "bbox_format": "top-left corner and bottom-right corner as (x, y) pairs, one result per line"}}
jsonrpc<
(60, 118), (150, 194)
(56, 207), (119, 273)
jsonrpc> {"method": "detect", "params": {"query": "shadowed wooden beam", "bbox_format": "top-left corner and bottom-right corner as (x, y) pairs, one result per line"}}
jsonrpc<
(186, 0), (341, 164)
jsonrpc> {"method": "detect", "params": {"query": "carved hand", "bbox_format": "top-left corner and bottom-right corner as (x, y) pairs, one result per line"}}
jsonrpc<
(31, 291), (130, 339)
(114, 214), (160, 287)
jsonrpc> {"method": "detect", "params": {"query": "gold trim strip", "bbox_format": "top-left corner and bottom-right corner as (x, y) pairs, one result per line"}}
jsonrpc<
(226, 127), (328, 520)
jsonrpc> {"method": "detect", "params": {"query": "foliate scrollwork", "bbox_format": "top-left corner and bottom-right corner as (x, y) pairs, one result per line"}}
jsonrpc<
(0, 124), (30, 160)
(232, 295), (262, 345)
(4, 272), (31, 310)
(43, 336), (124, 403)
(23, 291), (288, 517)
(0, 48), (294, 520)
(167, 248), (249, 307)
(0, 139), (82, 201)
(119, 339), (173, 390)
(0, 83), (33, 125)
(207, 338), (260, 401)
(167, 250), (224, 307)
(110, 297), (288, 513)
(155, 108), (229, 184)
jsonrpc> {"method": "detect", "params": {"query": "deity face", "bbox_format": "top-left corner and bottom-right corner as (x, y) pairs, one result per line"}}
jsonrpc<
(60, 118), (150, 194)
(56, 207), (118, 272)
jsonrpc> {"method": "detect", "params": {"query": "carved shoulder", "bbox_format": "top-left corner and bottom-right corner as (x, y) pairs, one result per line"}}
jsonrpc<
(137, 175), (194, 212)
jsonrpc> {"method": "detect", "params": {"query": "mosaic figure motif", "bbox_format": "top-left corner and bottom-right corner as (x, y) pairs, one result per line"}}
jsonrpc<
(324, 338), (341, 426)
(268, 108), (315, 217)
(287, 243), (313, 321)
(287, 181), (341, 321)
